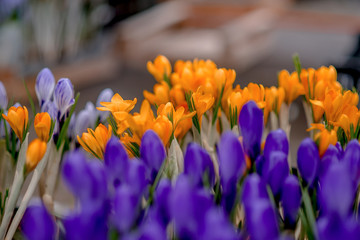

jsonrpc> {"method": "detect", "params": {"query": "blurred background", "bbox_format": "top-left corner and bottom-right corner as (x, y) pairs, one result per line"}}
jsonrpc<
(1, 0), (360, 157)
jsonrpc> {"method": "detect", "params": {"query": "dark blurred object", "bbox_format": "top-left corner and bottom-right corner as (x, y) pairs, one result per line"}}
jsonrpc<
(335, 35), (360, 91)
(105, 0), (158, 28)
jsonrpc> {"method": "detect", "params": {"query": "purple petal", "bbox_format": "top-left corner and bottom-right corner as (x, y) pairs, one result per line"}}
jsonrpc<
(112, 185), (141, 233)
(184, 143), (215, 188)
(319, 162), (355, 218)
(244, 198), (279, 240)
(241, 174), (268, 205)
(54, 78), (74, 119)
(62, 150), (107, 206)
(218, 131), (246, 192)
(343, 140), (360, 184)
(317, 214), (360, 240)
(263, 151), (289, 196)
(104, 137), (129, 189)
(125, 159), (147, 196)
(21, 201), (56, 240)
(35, 68), (55, 107)
(239, 101), (263, 160)
(319, 145), (339, 180)
(264, 129), (289, 160)
(171, 175), (213, 239)
(297, 138), (320, 187)
(281, 175), (301, 227)
(140, 130), (166, 183)
(154, 179), (172, 226)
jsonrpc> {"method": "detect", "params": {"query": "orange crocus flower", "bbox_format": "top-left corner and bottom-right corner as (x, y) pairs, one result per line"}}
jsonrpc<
(34, 112), (51, 142)
(278, 70), (305, 104)
(2, 106), (28, 142)
(315, 129), (337, 157)
(147, 55), (172, 83)
(191, 87), (215, 126)
(143, 81), (170, 106)
(97, 93), (137, 114)
(77, 123), (112, 159)
(26, 138), (47, 172)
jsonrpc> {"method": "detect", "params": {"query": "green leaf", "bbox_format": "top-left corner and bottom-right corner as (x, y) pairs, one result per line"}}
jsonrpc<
(212, 85), (225, 125)
(292, 54), (302, 81)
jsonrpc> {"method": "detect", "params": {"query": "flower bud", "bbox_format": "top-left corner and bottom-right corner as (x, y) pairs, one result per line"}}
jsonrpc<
(264, 129), (289, 160)
(281, 175), (301, 228)
(263, 151), (289, 196)
(54, 78), (74, 119)
(0, 81), (8, 110)
(184, 143), (215, 188)
(140, 130), (166, 183)
(239, 100), (263, 160)
(35, 68), (55, 107)
(21, 201), (56, 240)
(26, 139), (47, 172)
(34, 112), (51, 142)
(2, 105), (28, 142)
(297, 138), (320, 187)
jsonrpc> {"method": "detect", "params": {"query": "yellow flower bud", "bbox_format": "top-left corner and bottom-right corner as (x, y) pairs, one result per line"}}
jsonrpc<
(34, 112), (51, 142)
(26, 139), (47, 172)
(2, 106), (28, 142)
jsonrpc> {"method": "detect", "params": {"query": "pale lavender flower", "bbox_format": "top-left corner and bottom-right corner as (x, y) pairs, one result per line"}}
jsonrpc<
(96, 88), (114, 122)
(54, 78), (74, 119)
(35, 68), (55, 107)
(0, 81), (8, 110)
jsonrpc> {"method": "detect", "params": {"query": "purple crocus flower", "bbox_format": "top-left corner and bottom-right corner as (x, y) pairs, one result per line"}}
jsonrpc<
(54, 78), (75, 119)
(200, 207), (239, 240)
(63, 203), (109, 240)
(239, 101), (263, 160)
(262, 151), (289, 196)
(125, 159), (147, 196)
(104, 137), (129, 189)
(255, 154), (265, 176)
(241, 174), (268, 205)
(137, 220), (167, 240)
(244, 198), (279, 240)
(62, 150), (107, 207)
(21, 201), (56, 240)
(342, 139), (360, 184)
(218, 131), (246, 213)
(0, 81), (8, 110)
(281, 175), (301, 228)
(184, 143), (215, 188)
(263, 129), (289, 160)
(112, 185), (142, 233)
(171, 175), (213, 239)
(153, 179), (172, 226)
(319, 145), (339, 180)
(74, 109), (92, 138)
(41, 100), (58, 121)
(140, 130), (166, 183)
(297, 138), (320, 187)
(317, 214), (360, 240)
(319, 162), (355, 218)
(96, 88), (114, 122)
(35, 68), (55, 107)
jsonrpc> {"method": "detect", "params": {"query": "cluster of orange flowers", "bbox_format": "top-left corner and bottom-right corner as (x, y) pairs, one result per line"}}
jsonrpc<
(77, 55), (360, 159)
(2, 107), (51, 172)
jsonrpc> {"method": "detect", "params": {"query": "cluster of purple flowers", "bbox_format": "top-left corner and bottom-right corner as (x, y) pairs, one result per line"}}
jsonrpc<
(21, 101), (360, 240)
